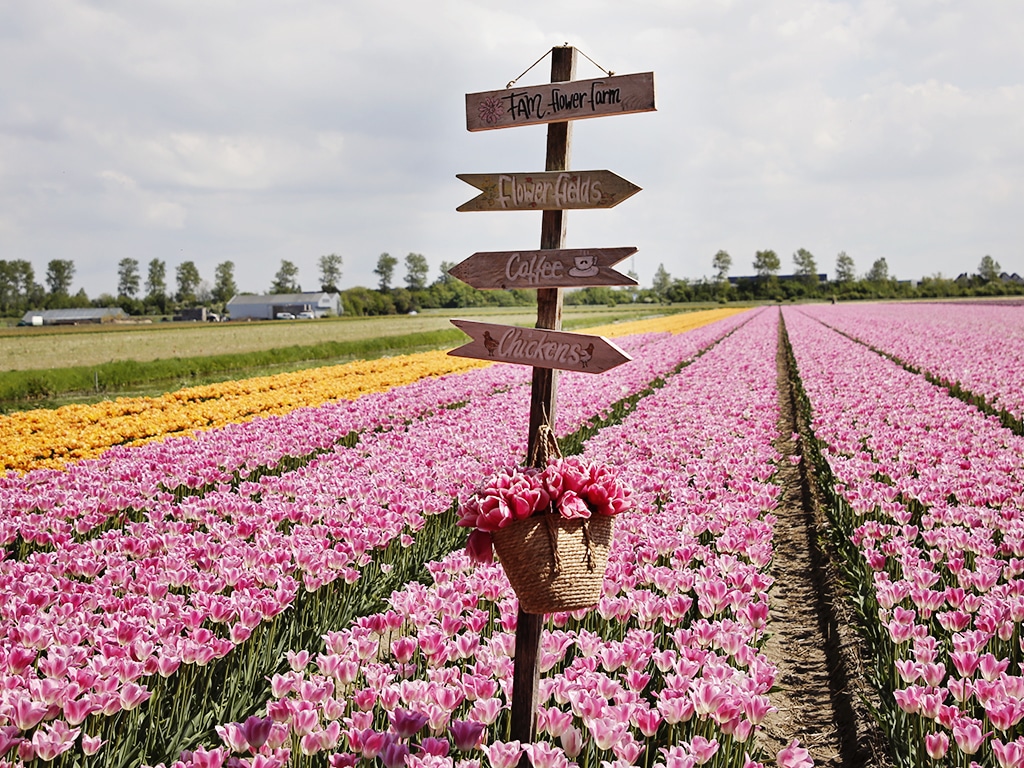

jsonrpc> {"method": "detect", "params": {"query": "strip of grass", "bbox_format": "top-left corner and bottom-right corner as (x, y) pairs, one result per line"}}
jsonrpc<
(0, 328), (466, 407)
(0, 310), (675, 410)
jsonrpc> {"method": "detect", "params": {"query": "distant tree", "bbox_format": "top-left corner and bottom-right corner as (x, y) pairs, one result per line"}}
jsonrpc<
(318, 253), (343, 292)
(752, 250), (780, 278)
(793, 248), (818, 283)
(978, 254), (1002, 282)
(212, 261), (237, 305)
(437, 260), (456, 285)
(175, 260), (201, 305)
(117, 258), (141, 298)
(0, 260), (37, 315)
(46, 259), (75, 296)
(0, 262), (17, 316)
(404, 252), (429, 291)
(652, 263), (672, 301)
(374, 252), (398, 291)
(271, 260), (300, 294)
(146, 259), (167, 300)
(12, 260), (36, 297)
(712, 250), (732, 283)
(835, 251), (856, 283)
(666, 277), (696, 303)
(866, 257), (890, 283)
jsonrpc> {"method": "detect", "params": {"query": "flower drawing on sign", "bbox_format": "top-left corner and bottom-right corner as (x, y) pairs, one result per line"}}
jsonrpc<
(458, 457), (633, 563)
(478, 95), (505, 125)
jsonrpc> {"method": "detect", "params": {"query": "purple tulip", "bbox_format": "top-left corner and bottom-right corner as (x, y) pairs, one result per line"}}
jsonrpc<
(389, 708), (428, 739)
(379, 739), (410, 768)
(449, 720), (486, 751)
(240, 716), (273, 749)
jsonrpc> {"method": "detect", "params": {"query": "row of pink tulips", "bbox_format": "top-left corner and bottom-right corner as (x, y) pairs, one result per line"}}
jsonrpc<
(783, 307), (1024, 768)
(0, 320), (753, 551)
(0, 314), (758, 768)
(162, 307), (810, 768)
(798, 302), (1024, 425)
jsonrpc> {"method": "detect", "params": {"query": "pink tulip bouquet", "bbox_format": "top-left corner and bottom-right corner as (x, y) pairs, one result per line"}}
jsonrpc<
(458, 456), (633, 565)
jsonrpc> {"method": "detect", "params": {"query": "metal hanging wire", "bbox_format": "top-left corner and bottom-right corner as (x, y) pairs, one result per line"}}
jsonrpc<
(505, 44), (614, 88)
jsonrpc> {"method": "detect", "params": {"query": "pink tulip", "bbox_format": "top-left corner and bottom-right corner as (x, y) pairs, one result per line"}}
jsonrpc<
(11, 697), (49, 731)
(81, 734), (105, 756)
(524, 742), (568, 768)
(924, 732), (948, 759)
(360, 730), (388, 759)
(484, 740), (523, 768)
(30, 721), (80, 762)
(952, 718), (988, 754)
(776, 739), (813, 768)
(557, 490), (591, 520)
(658, 745), (697, 768)
(421, 738), (450, 757)
(690, 736), (719, 765)
(559, 726), (584, 759)
(992, 738), (1024, 768)
(465, 529), (493, 564)
(215, 723), (249, 754)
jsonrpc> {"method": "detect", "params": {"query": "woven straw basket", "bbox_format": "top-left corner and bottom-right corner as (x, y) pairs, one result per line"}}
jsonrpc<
(492, 513), (614, 614)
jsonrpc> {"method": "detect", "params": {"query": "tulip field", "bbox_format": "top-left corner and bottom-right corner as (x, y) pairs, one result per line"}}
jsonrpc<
(2, 301), (1024, 768)
(784, 304), (1024, 767)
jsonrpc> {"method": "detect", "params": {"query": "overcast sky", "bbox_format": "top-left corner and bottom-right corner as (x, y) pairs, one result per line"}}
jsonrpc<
(2, 1), (1022, 298)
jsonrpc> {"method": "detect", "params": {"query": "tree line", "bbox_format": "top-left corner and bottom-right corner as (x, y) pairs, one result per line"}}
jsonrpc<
(682, 249), (1021, 303)
(0, 252), (537, 319)
(1, 248), (1019, 320)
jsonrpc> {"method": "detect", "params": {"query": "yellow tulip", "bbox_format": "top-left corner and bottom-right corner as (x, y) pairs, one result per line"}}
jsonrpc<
(0, 309), (746, 474)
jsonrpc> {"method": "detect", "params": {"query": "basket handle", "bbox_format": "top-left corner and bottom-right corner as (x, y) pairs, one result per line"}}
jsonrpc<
(528, 422), (563, 468)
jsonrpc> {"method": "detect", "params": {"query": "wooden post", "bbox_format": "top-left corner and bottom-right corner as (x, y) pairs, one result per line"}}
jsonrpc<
(510, 44), (576, 760)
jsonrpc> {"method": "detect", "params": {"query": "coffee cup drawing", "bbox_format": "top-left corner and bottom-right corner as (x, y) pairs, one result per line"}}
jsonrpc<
(568, 254), (599, 278)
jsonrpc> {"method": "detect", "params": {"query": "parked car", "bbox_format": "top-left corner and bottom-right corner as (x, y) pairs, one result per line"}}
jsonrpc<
(275, 312), (295, 320)
(296, 311), (316, 319)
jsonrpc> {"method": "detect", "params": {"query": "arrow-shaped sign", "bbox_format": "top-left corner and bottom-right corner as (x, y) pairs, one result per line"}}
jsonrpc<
(457, 170), (641, 212)
(448, 320), (631, 374)
(449, 247), (638, 290)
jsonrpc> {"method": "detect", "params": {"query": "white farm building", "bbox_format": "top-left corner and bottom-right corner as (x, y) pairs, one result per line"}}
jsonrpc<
(20, 307), (128, 326)
(226, 292), (342, 320)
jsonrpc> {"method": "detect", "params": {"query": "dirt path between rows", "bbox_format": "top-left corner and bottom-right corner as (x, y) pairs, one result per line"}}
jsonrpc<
(756, 317), (891, 767)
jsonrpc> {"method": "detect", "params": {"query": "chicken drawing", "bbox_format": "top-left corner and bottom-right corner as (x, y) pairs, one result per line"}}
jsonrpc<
(483, 331), (499, 357)
(579, 342), (594, 369)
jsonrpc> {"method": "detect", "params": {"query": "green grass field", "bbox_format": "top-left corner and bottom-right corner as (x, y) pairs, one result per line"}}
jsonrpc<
(0, 305), (694, 410)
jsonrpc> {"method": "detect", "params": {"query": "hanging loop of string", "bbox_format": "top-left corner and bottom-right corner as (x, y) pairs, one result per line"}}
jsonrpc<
(505, 44), (615, 88)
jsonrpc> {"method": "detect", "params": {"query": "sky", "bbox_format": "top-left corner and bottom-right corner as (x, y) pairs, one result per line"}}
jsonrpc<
(2, 1), (1022, 299)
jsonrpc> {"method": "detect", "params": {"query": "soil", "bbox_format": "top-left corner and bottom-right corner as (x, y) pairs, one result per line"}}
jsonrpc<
(756, 318), (893, 767)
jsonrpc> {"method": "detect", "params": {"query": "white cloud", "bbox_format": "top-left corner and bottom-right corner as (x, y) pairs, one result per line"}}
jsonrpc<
(0, 0), (1021, 296)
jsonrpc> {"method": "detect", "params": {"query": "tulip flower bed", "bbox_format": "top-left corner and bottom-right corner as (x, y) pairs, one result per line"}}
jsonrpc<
(164, 305), (786, 768)
(0, 311), (760, 768)
(0, 309), (746, 476)
(783, 307), (1024, 767)
(0, 351), (487, 475)
(798, 302), (1024, 430)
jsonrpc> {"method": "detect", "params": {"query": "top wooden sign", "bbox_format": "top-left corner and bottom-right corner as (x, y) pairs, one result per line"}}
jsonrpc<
(466, 72), (656, 131)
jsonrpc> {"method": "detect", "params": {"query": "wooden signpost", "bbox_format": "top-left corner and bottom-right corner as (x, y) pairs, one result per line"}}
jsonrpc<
(456, 170), (641, 212)
(451, 46), (654, 763)
(448, 246), (638, 290)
